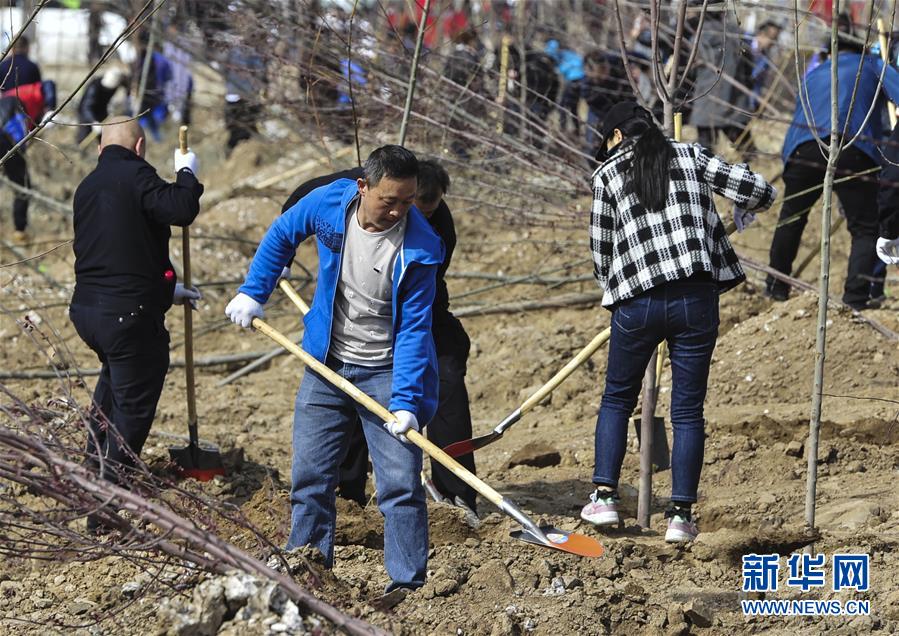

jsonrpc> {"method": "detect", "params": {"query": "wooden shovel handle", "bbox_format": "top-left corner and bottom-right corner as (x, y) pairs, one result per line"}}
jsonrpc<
(251, 317), (504, 508)
(279, 279), (310, 314)
(518, 327), (611, 414)
(179, 125), (197, 432)
(179, 125), (188, 154)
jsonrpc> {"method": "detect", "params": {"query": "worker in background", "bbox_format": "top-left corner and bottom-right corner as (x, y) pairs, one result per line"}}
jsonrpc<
(0, 96), (31, 244)
(766, 13), (899, 310)
(76, 67), (129, 144)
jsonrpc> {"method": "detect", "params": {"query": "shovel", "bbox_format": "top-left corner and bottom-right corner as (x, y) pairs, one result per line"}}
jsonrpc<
(277, 279), (450, 505)
(168, 126), (225, 481)
(251, 317), (604, 558)
(442, 327), (612, 458)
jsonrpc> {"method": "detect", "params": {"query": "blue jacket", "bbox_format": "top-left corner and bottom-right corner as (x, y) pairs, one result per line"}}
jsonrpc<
(239, 180), (444, 423)
(783, 52), (899, 164)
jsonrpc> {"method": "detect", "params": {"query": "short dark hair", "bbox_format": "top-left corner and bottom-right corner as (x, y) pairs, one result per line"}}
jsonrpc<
(364, 145), (418, 187)
(13, 36), (29, 53)
(416, 159), (450, 204)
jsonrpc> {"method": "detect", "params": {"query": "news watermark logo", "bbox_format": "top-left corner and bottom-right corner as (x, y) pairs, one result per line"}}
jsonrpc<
(740, 553), (870, 616)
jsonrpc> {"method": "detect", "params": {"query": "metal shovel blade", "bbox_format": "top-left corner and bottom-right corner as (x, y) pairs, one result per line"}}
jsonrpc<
(169, 442), (225, 482)
(510, 526), (604, 558)
(442, 431), (501, 458)
(631, 415), (671, 471)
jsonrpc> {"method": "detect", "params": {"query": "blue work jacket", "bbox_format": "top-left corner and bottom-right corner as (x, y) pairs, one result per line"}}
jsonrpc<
(783, 52), (899, 164)
(239, 179), (444, 422)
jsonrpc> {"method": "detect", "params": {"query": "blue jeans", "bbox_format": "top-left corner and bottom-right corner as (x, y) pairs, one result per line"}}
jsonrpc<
(593, 279), (719, 504)
(288, 357), (427, 591)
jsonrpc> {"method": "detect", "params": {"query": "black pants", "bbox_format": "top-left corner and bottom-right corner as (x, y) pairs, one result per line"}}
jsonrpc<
(224, 99), (260, 153)
(70, 302), (169, 482)
(0, 134), (29, 232)
(767, 142), (880, 305)
(337, 353), (478, 512)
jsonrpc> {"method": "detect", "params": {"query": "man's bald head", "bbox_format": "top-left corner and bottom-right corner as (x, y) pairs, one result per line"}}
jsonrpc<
(99, 116), (145, 157)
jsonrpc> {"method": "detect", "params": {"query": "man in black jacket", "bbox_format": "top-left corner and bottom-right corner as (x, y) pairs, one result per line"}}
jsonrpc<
(281, 160), (478, 514)
(69, 117), (203, 514)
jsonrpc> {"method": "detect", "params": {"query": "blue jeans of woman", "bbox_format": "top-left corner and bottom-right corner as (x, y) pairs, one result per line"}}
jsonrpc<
(288, 357), (427, 591)
(593, 279), (719, 504)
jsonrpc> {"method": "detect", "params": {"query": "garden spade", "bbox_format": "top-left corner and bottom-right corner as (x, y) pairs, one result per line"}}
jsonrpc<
(442, 327), (612, 458)
(251, 317), (604, 559)
(168, 126), (225, 481)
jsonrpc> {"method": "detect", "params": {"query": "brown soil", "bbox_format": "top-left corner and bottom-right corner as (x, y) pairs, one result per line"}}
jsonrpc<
(1, 83), (898, 635)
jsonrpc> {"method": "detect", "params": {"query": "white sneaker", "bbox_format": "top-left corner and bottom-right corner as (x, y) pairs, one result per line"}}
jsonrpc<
(665, 514), (699, 543)
(580, 489), (620, 526)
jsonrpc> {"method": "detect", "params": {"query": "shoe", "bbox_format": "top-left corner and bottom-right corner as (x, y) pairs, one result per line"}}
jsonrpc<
(12, 230), (27, 245)
(763, 279), (789, 302)
(453, 495), (480, 528)
(665, 514), (699, 543)
(580, 488), (620, 526)
(846, 297), (882, 311)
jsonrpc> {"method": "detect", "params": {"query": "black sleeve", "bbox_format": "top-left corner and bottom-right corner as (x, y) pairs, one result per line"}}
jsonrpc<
(138, 164), (204, 227)
(430, 201), (456, 281)
(281, 166), (364, 213)
(78, 81), (98, 121)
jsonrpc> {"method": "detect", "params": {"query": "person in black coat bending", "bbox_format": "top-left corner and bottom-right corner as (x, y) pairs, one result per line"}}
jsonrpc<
(75, 67), (128, 144)
(69, 116), (203, 527)
(280, 159), (478, 514)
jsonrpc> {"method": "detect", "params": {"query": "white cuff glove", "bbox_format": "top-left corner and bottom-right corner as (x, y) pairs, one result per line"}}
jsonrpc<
(279, 266), (291, 280)
(876, 237), (899, 265)
(174, 148), (199, 177)
(385, 409), (419, 444)
(173, 283), (202, 309)
(732, 204), (757, 233)
(225, 292), (264, 329)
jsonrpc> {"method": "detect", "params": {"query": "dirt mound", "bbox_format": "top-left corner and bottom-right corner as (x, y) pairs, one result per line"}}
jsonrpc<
(709, 291), (898, 411)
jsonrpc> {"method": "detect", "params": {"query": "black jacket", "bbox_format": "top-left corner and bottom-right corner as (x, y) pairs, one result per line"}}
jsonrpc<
(283, 168), (470, 361)
(78, 78), (117, 123)
(72, 145), (203, 313)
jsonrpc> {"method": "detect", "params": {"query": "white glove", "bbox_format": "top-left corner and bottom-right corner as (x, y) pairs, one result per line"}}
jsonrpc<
(225, 292), (264, 329)
(173, 283), (202, 309)
(174, 148), (199, 177)
(279, 266), (291, 280)
(876, 237), (899, 264)
(732, 204), (757, 233)
(385, 410), (418, 444)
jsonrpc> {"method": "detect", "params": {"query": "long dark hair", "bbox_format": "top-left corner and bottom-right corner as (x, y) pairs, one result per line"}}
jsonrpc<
(619, 117), (674, 212)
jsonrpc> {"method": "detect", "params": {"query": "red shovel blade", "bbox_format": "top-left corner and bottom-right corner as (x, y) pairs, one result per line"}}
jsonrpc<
(442, 431), (500, 458)
(511, 526), (604, 558)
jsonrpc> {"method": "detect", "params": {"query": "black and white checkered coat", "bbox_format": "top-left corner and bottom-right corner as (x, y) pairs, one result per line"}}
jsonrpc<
(591, 139), (776, 307)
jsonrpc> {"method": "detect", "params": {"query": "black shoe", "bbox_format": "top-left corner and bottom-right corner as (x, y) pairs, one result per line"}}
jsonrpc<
(846, 297), (882, 311)
(763, 276), (789, 301)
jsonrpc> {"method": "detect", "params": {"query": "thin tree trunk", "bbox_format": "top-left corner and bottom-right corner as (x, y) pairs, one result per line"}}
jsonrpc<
(398, 0), (430, 145)
(637, 0), (686, 530)
(806, 0), (842, 543)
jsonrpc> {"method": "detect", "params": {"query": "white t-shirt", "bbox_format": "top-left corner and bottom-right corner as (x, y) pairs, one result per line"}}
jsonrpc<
(330, 205), (406, 366)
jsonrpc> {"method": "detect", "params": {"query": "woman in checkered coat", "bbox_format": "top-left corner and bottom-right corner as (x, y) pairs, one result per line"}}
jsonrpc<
(580, 102), (776, 542)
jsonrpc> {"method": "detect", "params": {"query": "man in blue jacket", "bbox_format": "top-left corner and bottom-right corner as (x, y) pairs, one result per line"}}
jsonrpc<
(225, 145), (443, 592)
(766, 16), (899, 309)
